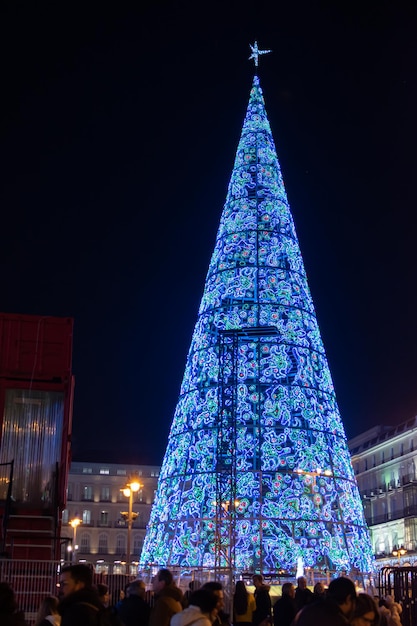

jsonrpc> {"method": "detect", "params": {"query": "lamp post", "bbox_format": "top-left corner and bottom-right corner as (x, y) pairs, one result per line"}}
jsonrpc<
(295, 467), (333, 485)
(392, 546), (407, 566)
(121, 480), (141, 573)
(69, 517), (81, 562)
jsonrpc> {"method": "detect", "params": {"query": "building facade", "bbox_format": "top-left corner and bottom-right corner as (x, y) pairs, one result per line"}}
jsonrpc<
(349, 416), (417, 567)
(62, 461), (160, 568)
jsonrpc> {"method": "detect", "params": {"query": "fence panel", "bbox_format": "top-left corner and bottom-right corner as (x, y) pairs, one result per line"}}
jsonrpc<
(0, 559), (61, 625)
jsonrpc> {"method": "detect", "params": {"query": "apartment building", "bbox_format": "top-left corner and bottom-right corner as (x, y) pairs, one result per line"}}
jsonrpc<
(349, 416), (417, 566)
(62, 461), (160, 567)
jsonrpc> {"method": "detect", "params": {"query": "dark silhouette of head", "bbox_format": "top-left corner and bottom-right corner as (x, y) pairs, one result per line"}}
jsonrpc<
(189, 589), (218, 614)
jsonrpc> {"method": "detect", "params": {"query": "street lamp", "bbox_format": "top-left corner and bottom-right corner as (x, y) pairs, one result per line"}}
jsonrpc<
(69, 517), (82, 562)
(392, 546), (407, 565)
(295, 468), (333, 484)
(120, 479), (142, 572)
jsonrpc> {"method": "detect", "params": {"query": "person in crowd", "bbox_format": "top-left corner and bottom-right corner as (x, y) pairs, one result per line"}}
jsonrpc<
(114, 584), (130, 614)
(381, 595), (402, 626)
(58, 563), (103, 626)
(0, 582), (27, 626)
(312, 582), (326, 601)
(294, 577), (313, 612)
(351, 594), (379, 626)
(35, 596), (61, 626)
(97, 582), (124, 626)
(252, 575), (272, 625)
(171, 588), (218, 626)
(148, 568), (183, 626)
(377, 598), (389, 626)
(202, 581), (231, 626)
(233, 580), (256, 625)
(184, 581), (201, 607)
(272, 582), (296, 626)
(116, 579), (150, 626)
(97, 584), (110, 609)
(293, 576), (357, 626)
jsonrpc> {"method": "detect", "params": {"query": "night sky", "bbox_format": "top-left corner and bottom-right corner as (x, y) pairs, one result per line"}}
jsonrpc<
(1, 3), (416, 464)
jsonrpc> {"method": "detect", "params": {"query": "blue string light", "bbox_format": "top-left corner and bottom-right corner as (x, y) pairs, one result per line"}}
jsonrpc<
(140, 76), (374, 575)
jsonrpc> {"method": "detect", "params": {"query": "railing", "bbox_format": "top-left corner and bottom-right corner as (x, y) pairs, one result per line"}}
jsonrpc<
(362, 477), (417, 499)
(365, 504), (417, 526)
(0, 559), (61, 626)
(0, 560), (140, 625)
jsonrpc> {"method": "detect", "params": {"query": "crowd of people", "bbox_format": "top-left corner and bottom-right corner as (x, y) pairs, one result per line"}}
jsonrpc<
(0, 565), (405, 626)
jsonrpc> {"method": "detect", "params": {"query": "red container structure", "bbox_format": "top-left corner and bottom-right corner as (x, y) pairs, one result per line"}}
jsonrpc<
(0, 313), (74, 560)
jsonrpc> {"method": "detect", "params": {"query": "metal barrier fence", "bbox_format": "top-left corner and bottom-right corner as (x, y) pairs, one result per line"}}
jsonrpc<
(378, 566), (417, 626)
(0, 560), (140, 625)
(0, 560), (237, 623)
(0, 559), (61, 625)
(0, 559), (374, 625)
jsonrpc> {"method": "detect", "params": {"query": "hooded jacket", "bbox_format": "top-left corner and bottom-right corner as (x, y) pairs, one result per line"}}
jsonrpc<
(171, 605), (212, 626)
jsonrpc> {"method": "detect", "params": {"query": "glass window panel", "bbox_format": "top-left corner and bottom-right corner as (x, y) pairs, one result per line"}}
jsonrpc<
(0, 389), (64, 505)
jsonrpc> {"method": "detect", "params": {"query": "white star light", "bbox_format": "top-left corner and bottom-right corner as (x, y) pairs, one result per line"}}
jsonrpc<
(249, 41), (272, 67)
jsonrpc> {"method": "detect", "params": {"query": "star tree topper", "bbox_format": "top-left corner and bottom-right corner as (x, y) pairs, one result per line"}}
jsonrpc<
(249, 41), (272, 67)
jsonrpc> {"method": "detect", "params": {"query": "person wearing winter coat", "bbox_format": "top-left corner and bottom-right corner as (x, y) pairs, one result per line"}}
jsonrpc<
(149, 568), (184, 626)
(351, 593), (379, 626)
(171, 588), (218, 626)
(58, 564), (103, 626)
(0, 582), (27, 626)
(382, 595), (402, 626)
(202, 582), (231, 626)
(252, 575), (272, 625)
(35, 596), (61, 626)
(294, 577), (314, 612)
(233, 580), (256, 625)
(293, 576), (356, 626)
(273, 583), (297, 626)
(116, 579), (150, 626)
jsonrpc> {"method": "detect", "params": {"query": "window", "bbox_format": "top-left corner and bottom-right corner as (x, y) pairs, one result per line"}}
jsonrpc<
(83, 486), (93, 501)
(99, 511), (109, 527)
(116, 469), (127, 476)
(101, 487), (111, 502)
(82, 468), (92, 474)
(62, 509), (69, 524)
(116, 534), (126, 553)
(133, 535), (143, 554)
(82, 510), (91, 525)
(80, 533), (90, 551)
(98, 533), (108, 554)
(99, 468), (110, 475)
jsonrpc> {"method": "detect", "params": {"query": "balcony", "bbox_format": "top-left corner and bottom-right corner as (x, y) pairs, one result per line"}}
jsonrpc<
(365, 504), (417, 526)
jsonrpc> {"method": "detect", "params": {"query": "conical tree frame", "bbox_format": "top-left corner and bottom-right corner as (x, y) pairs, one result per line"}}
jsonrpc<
(140, 75), (374, 575)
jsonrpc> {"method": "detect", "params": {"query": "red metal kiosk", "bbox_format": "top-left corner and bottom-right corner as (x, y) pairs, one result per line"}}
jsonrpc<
(0, 313), (74, 560)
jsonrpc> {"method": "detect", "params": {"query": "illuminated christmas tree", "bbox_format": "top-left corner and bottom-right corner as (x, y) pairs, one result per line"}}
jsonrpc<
(140, 66), (373, 575)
